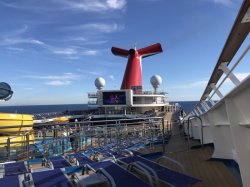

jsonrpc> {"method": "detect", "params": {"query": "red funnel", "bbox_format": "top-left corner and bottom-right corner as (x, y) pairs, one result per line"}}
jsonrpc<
(111, 43), (163, 93)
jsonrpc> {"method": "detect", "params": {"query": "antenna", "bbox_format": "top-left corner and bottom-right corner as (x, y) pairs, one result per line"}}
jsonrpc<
(134, 42), (137, 50)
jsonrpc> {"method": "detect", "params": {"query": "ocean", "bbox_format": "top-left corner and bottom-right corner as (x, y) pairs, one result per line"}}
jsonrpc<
(0, 101), (198, 114)
(0, 104), (89, 114)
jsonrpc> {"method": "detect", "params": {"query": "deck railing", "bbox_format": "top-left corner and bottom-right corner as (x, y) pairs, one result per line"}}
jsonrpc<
(186, 0), (250, 117)
(189, 43), (249, 116)
(0, 116), (171, 162)
(182, 2), (250, 186)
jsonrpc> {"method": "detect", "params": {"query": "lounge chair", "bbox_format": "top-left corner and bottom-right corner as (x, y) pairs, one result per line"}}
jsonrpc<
(49, 156), (71, 169)
(86, 161), (151, 187)
(69, 153), (94, 165)
(118, 155), (201, 187)
(32, 168), (70, 187)
(0, 175), (19, 186)
(4, 161), (27, 176)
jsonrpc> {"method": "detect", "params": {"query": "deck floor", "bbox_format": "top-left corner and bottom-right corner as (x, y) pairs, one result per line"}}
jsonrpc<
(147, 122), (242, 187)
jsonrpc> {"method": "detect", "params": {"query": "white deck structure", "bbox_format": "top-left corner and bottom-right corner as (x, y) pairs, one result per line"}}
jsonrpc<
(183, 1), (250, 186)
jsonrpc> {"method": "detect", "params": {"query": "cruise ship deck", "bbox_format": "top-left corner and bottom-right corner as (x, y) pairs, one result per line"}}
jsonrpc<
(165, 123), (241, 187)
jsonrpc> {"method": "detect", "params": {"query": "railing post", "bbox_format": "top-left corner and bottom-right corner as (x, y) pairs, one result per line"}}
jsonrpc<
(62, 137), (65, 155)
(219, 62), (240, 86)
(193, 109), (199, 116)
(7, 137), (10, 161)
(203, 100), (210, 110)
(206, 94), (215, 106)
(210, 83), (223, 99)
(26, 133), (30, 159)
(162, 118), (165, 153)
(196, 106), (203, 114)
(201, 102), (208, 112)
(42, 127), (46, 143)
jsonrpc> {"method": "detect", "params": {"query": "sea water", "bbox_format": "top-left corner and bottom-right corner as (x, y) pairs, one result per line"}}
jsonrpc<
(0, 101), (198, 114)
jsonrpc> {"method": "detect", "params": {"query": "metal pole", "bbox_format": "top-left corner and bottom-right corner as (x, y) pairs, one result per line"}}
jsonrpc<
(62, 137), (65, 154)
(187, 116), (203, 150)
(26, 133), (30, 159)
(7, 137), (10, 161)
(90, 123), (93, 147)
(162, 118), (165, 153)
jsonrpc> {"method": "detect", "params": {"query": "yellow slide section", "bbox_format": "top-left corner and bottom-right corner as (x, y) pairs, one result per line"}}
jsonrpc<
(0, 134), (34, 148)
(0, 113), (33, 133)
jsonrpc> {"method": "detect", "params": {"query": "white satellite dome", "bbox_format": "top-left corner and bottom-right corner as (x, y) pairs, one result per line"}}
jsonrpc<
(95, 77), (105, 90)
(150, 75), (162, 89)
(0, 82), (13, 101)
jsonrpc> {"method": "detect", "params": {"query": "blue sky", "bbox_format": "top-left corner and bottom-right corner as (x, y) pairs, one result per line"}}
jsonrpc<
(0, 0), (249, 106)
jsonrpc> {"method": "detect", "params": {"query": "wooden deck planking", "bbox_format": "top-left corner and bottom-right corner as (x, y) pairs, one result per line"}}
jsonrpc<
(160, 122), (242, 187)
(138, 117), (241, 187)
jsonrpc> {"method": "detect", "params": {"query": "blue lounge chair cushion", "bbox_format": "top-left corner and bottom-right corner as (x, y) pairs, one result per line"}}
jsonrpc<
(0, 175), (19, 186)
(49, 156), (71, 168)
(32, 169), (70, 187)
(88, 161), (151, 187)
(69, 153), (94, 165)
(4, 162), (27, 176)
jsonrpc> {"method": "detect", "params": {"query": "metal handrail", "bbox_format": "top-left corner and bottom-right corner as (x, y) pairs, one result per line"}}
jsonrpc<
(96, 168), (117, 187)
(187, 0), (250, 117)
(157, 156), (185, 173)
(187, 116), (203, 149)
(33, 116), (164, 128)
(189, 43), (249, 117)
(128, 162), (156, 187)
(136, 161), (160, 187)
(200, 0), (250, 101)
(1, 117), (166, 162)
(210, 44), (250, 99)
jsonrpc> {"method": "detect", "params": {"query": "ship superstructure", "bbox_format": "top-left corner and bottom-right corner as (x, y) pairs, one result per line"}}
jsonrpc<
(88, 43), (178, 118)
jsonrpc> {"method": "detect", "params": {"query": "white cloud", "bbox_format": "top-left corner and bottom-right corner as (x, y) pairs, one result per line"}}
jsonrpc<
(6, 47), (24, 51)
(61, 0), (127, 12)
(25, 73), (81, 86)
(1, 37), (45, 46)
(206, 0), (242, 7)
(45, 80), (72, 86)
(83, 40), (108, 45)
(0, 25), (45, 46)
(9, 25), (28, 36)
(66, 37), (86, 42)
(106, 0), (127, 9)
(68, 23), (124, 33)
(49, 47), (99, 57)
(52, 48), (77, 55)
(89, 71), (102, 76)
(80, 50), (99, 56)
(1, 33), (99, 58)
(26, 73), (81, 80)
(169, 80), (208, 90)
(109, 75), (115, 80)
(2, 0), (127, 12)
(218, 72), (250, 84)
(24, 87), (34, 90)
(168, 72), (250, 101)
(169, 72), (249, 91)
(235, 72), (250, 81)
(213, 0), (233, 6)
(29, 39), (44, 45)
